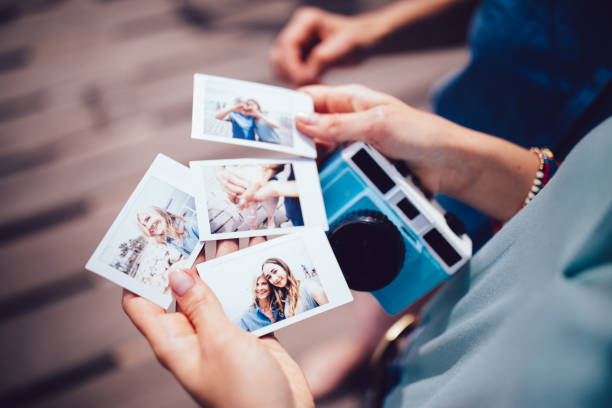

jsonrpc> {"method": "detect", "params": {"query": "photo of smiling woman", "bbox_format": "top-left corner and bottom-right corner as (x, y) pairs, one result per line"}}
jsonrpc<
(98, 176), (201, 293)
(238, 273), (285, 332)
(262, 257), (328, 318)
(136, 206), (199, 258)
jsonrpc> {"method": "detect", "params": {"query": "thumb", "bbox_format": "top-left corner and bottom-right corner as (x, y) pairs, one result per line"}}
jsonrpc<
(169, 269), (227, 332)
(295, 109), (380, 144)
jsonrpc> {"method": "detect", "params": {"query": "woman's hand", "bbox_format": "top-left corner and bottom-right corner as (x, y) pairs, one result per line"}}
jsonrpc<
(122, 240), (314, 408)
(215, 167), (249, 204)
(249, 181), (300, 203)
(269, 7), (382, 85)
(269, 1), (463, 85)
(296, 84), (539, 221)
(296, 84), (457, 196)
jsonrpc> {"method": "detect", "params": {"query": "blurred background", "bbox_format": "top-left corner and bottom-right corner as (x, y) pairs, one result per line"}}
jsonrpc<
(0, 0), (470, 406)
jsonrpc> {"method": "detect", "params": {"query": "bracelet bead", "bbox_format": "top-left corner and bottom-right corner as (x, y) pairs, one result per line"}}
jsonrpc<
(523, 148), (558, 207)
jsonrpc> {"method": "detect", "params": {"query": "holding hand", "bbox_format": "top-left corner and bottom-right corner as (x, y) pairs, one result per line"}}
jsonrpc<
(215, 167), (249, 204)
(122, 240), (314, 408)
(295, 84), (539, 222)
(295, 84), (455, 196)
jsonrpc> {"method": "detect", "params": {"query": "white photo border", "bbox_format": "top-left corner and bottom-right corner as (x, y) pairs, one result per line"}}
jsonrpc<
(86, 154), (204, 309)
(196, 229), (353, 337)
(190, 157), (329, 240)
(191, 74), (316, 158)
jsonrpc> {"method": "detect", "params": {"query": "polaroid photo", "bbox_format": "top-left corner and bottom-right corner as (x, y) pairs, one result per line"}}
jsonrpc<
(197, 229), (353, 337)
(86, 154), (204, 309)
(191, 74), (316, 158)
(190, 157), (328, 240)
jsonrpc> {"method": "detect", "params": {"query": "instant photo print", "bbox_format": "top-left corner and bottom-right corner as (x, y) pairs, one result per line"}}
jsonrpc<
(320, 142), (472, 314)
(190, 158), (328, 240)
(192, 74), (316, 158)
(86, 154), (204, 309)
(196, 229), (353, 337)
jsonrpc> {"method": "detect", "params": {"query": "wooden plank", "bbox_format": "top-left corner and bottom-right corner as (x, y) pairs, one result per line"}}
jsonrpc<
(35, 358), (199, 408)
(0, 197), (124, 301)
(0, 283), (138, 394)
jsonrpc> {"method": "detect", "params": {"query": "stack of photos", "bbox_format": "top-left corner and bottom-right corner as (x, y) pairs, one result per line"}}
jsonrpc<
(86, 75), (352, 335)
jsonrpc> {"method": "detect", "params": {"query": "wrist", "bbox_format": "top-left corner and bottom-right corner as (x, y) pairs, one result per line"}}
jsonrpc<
(354, 12), (392, 47)
(436, 126), (540, 221)
(359, 0), (423, 46)
(435, 124), (482, 198)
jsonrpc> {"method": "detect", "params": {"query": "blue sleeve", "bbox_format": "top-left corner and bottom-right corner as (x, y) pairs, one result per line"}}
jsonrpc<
(238, 318), (251, 332)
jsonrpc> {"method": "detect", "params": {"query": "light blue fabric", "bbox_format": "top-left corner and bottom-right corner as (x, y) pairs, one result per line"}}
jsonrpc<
(385, 117), (612, 407)
(255, 120), (281, 144)
(238, 304), (281, 332)
(167, 216), (199, 258)
(228, 112), (256, 140)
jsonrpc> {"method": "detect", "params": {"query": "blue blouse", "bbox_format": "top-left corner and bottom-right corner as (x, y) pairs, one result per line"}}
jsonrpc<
(167, 216), (199, 258)
(433, 0), (612, 250)
(255, 120), (281, 144)
(238, 305), (281, 332)
(228, 112), (256, 140)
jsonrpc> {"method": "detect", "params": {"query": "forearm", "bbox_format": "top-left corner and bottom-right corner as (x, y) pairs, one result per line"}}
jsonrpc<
(215, 106), (236, 120)
(359, 0), (468, 45)
(271, 181), (299, 198)
(438, 126), (538, 221)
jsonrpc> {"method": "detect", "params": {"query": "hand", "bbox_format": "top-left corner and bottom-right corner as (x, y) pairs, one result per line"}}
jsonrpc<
(251, 181), (280, 202)
(215, 167), (249, 204)
(270, 7), (380, 85)
(295, 84), (539, 221)
(235, 165), (278, 209)
(295, 84), (457, 196)
(122, 239), (314, 408)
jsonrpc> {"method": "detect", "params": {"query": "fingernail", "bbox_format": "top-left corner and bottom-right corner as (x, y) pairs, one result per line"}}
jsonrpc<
(170, 269), (194, 297)
(296, 111), (318, 125)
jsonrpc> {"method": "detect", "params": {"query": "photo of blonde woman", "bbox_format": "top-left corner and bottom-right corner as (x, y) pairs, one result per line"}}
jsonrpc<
(262, 257), (328, 318)
(97, 175), (200, 293)
(238, 273), (285, 332)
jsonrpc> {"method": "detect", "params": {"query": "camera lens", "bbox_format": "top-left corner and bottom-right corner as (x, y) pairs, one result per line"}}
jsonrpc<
(328, 210), (404, 292)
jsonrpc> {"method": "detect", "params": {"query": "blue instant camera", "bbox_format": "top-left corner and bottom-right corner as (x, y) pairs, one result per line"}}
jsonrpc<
(320, 142), (472, 314)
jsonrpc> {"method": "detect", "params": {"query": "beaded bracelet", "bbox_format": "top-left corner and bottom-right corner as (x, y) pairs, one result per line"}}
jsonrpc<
(523, 147), (558, 207)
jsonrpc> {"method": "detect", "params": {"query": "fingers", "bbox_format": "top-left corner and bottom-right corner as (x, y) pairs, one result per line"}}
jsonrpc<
(221, 182), (246, 197)
(295, 108), (382, 144)
(270, 7), (321, 85)
(169, 268), (228, 334)
(122, 289), (192, 351)
(122, 289), (166, 329)
(249, 236), (266, 246)
(169, 239), (240, 332)
(299, 84), (395, 113)
(217, 239), (239, 257)
(218, 170), (249, 190)
(305, 33), (354, 78)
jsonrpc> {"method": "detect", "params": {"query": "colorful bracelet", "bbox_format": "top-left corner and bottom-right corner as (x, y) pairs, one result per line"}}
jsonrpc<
(523, 147), (558, 207)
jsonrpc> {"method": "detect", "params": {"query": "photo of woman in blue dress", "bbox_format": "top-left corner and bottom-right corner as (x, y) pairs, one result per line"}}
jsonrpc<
(238, 273), (284, 332)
